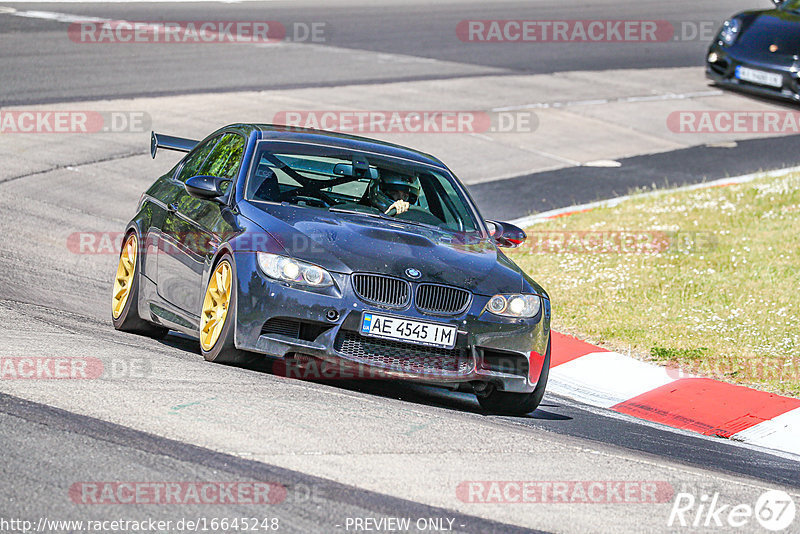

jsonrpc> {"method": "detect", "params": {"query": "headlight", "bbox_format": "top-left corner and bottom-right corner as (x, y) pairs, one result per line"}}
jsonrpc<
(486, 294), (541, 318)
(719, 18), (741, 46)
(256, 252), (333, 287)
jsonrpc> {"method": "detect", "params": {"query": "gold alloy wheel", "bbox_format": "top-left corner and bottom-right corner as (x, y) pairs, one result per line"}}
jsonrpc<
(112, 234), (137, 319)
(200, 260), (233, 351)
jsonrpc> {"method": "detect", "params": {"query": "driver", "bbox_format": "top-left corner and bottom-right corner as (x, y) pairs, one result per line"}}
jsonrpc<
(367, 170), (421, 216)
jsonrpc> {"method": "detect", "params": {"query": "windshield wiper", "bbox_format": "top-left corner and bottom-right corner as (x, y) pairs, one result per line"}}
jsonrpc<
(328, 207), (382, 218)
(378, 214), (427, 227)
(329, 207), (448, 232)
(376, 213), (449, 232)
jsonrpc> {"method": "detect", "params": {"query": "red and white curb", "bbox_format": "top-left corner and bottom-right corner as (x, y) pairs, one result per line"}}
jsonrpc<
(514, 166), (800, 456)
(547, 332), (800, 456)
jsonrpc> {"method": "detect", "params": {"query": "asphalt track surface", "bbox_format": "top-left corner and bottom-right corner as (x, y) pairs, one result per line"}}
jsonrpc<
(0, 393), (536, 534)
(1, 1), (800, 532)
(473, 134), (800, 220)
(0, 0), (757, 106)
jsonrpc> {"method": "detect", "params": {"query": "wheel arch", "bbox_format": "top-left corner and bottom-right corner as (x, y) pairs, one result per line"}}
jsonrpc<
(203, 243), (237, 287)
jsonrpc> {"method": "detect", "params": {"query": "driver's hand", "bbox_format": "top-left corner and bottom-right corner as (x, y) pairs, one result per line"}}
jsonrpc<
(385, 200), (409, 215)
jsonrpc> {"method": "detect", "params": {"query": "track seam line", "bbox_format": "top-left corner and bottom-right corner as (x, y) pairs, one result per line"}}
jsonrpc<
(0, 150), (146, 186)
(490, 89), (723, 112)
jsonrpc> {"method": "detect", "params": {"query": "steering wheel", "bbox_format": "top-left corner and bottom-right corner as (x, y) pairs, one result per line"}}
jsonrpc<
(286, 194), (331, 208)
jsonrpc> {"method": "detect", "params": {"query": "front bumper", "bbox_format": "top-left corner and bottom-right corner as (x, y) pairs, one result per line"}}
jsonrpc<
(706, 45), (800, 103)
(232, 253), (550, 394)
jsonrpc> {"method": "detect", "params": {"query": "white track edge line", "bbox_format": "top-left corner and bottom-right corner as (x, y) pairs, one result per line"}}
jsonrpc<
(509, 164), (800, 228)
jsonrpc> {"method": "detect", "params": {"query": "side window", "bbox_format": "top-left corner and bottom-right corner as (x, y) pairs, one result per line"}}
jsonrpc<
(246, 154), (302, 202)
(415, 183), (429, 211)
(424, 172), (477, 232)
(176, 136), (220, 183)
(202, 133), (246, 180)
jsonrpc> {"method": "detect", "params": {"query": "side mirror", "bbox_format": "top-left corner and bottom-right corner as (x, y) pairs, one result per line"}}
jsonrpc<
(185, 175), (229, 200)
(486, 220), (527, 248)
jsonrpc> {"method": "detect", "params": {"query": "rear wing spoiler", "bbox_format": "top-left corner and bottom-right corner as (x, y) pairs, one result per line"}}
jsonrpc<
(150, 131), (198, 158)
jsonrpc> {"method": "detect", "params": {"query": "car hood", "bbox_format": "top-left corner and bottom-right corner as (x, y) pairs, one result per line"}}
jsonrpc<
(240, 202), (524, 295)
(735, 10), (800, 61)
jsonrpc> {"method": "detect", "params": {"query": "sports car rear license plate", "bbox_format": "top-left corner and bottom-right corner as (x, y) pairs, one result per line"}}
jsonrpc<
(735, 66), (783, 88)
(360, 313), (457, 349)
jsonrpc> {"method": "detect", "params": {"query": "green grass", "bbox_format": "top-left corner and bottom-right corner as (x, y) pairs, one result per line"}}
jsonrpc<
(509, 172), (800, 397)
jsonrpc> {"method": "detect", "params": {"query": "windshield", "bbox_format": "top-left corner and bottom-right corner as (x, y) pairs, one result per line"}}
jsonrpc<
(244, 142), (480, 233)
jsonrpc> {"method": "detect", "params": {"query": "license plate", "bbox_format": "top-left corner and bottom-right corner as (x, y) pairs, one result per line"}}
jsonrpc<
(360, 312), (457, 349)
(736, 66), (783, 88)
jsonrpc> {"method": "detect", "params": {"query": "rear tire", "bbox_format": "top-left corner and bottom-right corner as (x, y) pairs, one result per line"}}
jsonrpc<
(200, 254), (250, 364)
(478, 338), (550, 416)
(111, 232), (169, 338)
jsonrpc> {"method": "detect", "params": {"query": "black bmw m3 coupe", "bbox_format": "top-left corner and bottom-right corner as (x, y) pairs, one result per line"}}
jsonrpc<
(112, 124), (551, 414)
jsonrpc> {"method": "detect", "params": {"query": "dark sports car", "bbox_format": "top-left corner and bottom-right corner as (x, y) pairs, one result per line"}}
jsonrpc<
(112, 124), (551, 414)
(707, 0), (800, 102)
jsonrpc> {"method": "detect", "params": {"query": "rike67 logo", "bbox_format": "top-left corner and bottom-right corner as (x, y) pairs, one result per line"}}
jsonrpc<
(668, 490), (796, 531)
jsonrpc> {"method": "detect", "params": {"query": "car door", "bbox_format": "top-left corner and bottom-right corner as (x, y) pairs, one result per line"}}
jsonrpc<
(155, 134), (220, 312)
(156, 133), (245, 315)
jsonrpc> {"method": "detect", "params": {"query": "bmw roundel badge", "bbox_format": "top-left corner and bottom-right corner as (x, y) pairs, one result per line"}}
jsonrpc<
(405, 268), (421, 279)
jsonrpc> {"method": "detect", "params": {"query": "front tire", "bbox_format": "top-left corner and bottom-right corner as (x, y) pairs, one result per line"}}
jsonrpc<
(111, 232), (168, 338)
(199, 254), (249, 364)
(478, 338), (550, 416)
